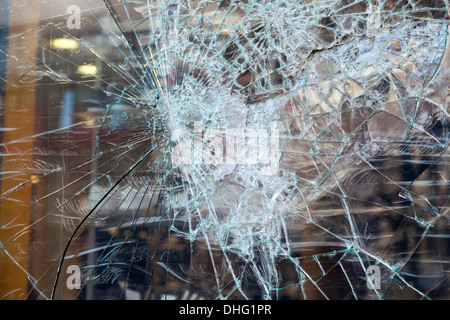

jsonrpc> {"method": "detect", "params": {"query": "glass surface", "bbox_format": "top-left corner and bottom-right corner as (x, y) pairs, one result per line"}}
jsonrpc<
(0, 0), (448, 300)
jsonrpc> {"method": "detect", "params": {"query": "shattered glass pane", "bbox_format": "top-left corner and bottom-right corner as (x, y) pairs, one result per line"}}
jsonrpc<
(0, 0), (448, 300)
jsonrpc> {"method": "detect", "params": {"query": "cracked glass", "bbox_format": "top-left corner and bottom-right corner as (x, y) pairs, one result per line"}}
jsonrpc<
(0, 0), (449, 300)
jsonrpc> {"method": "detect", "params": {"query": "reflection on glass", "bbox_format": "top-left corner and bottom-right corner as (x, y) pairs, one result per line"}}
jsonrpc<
(0, 0), (448, 300)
